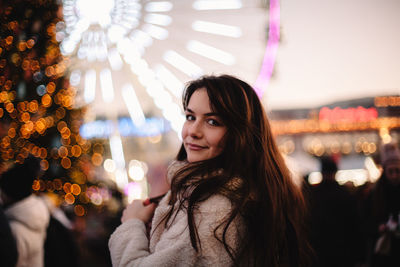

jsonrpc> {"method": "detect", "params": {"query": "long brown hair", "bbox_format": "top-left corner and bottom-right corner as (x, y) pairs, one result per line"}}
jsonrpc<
(166, 75), (311, 266)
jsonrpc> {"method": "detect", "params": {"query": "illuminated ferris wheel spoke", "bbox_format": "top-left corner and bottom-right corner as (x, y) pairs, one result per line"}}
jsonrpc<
(142, 24), (169, 40)
(122, 84), (146, 128)
(84, 69), (96, 103)
(129, 30), (154, 52)
(163, 50), (203, 78)
(100, 68), (115, 103)
(107, 48), (123, 70)
(186, 40), (236, 66)
(154, 64), (184, 99)
(144, 14), (172, 26)
(192, 0), (242, 10)
(145, 2), (173, 12)
(192, 20), (242, 38)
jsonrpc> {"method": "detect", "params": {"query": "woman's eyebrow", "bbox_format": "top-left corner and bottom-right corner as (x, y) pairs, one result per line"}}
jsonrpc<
(186, 108), (218, 117)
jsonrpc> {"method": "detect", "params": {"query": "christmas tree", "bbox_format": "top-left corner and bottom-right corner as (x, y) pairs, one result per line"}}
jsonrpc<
(0, 0), (110, 217)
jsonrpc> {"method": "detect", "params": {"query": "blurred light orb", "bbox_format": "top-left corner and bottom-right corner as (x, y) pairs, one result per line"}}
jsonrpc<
(308, 172), (322, 185)
(104, 158), (116, 172)
(129, 165), (145, 181)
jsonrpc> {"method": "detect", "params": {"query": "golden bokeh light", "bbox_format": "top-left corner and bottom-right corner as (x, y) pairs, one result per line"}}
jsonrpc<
(63, 182), (72, 194)
(61, 157), (71, 169)
(91, 153), (103, 166)
(58, 146), (68, 158)
(40, 159), (49, 170)
(64, 193), (75, 204)
(71, 184), (81, 195)
(74, 205), (85, 216)
(32, 180), (40, 191)
(41, 94), (52, 107)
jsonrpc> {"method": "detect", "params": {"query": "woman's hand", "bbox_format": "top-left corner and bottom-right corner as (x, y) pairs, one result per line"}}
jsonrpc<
(121, 199), (156, 223)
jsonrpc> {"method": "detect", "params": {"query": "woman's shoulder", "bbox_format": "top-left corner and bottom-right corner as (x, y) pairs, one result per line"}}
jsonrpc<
(197, 194), (233, 216)
(166, 160), (187, 184)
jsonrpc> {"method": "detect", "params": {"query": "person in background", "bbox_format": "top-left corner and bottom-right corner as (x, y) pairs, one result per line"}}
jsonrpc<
(0, 158), (19, 267)
(0, 206), (18, 267)
(109, 74), (312, 266)
(364, 143), (400, 267)
(309, 156), (361, 267)
(42, 193), (81, 267)
(0, 156), (50, 267)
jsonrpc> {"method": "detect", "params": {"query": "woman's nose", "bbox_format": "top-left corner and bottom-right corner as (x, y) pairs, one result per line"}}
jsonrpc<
(188, 121), (203, 138)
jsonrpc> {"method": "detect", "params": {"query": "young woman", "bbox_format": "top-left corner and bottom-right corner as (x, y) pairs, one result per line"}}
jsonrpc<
(109, 75), (311, 266)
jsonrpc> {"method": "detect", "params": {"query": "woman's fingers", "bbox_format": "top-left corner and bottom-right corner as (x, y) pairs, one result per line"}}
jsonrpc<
(121, 199), (156, 223)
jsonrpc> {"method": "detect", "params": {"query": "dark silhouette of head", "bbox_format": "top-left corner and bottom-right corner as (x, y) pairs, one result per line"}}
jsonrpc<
(0, 156), (41, 202)
(320, 156), (338, 181)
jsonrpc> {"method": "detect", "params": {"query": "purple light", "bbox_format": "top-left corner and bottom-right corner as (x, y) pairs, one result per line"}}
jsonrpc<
(254, 0), (280, 98)
(124, 182), (142, 196)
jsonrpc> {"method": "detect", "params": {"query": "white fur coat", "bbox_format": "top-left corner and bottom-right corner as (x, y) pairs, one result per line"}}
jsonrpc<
(109, 162), (242, 267)
(5, 195), (50, 267)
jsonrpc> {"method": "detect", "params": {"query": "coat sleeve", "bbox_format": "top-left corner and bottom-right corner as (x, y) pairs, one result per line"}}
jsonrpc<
(108, 195), (241, 267)
(109, 218), (197, 267)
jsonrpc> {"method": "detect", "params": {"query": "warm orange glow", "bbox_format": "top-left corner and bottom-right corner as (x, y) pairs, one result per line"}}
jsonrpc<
(0, 108), (3, 118)
(91, 153), (103, 166)
(18, 41), (27, 51)
(4, 80), (12, 91)
(57, 121), (67, 132)
(1, 136), (11, 147)
(58, 146), (68, 158)
(93, 143), (104, 154)
(26, 39), (35, 48)
(28, 100), (39, 113)
(61, 157), (71, 169)
(71, 184), (81, 195)
(40, 159), (49, 170)
(45, 116), (54, 127)
(71, 145), (82, 157)
(8, 91), (16, 101)
(62, 96), (73, 107)
(39, 148), (47, 159)
(30, 60), (40, 72)
(53, 179), (63, 190)
(46, 82), (56, 94)
(0, 92), (7, 102)
(35, 119), (46, 133)
(22, 59), (30, 70)
(63, 182), (72, 194)
(61, 137), (71, 146)
(8, 127), (16, 138)
(41, 94), (52, 107)
(45, 66), (55, 77)
(5, 102), (14, 113)
(10, 54), (20, 66)
(25, 121), (34, 132)
(61, 127), (71, 139)
(5, 36), (13, 45)
(74, 205), (85, 216)
(64, 193), (75, 204)
(32, 180), (40, 191)
(17, 102), (25, 111)
(55, 107), (65, 119)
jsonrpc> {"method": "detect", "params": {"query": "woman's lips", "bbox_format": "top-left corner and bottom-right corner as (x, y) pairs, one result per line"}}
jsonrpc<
(187, 143), (206, 151)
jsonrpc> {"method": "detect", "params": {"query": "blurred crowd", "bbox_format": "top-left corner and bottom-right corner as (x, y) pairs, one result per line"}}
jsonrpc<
(0, 142), (399, 267)
(304, 142), (400, 267)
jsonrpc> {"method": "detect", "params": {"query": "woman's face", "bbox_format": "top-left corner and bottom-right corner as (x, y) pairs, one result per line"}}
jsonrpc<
(182, 88), (227, 162)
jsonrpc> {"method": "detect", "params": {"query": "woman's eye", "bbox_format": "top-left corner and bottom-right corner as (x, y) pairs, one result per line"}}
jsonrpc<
(207, 119), (220, 126)
(186, 114), (195, 121)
